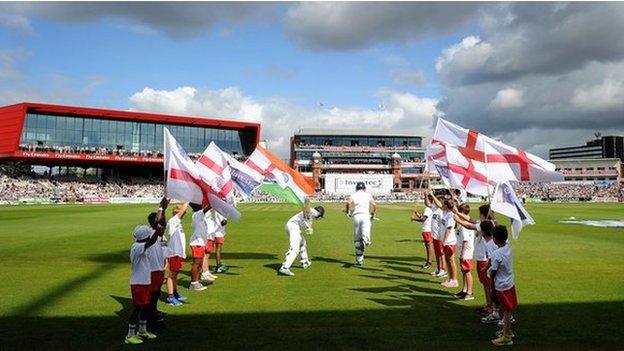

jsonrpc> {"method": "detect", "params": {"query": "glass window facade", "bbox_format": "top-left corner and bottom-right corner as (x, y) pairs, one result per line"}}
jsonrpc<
(294, 151), (424, 162)
(295, 135), (422, 147)
(20, 113), (245, 154)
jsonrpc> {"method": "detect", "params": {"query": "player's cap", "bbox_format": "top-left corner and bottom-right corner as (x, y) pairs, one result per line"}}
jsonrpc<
(314, 206), (325, 218)
(355, 182), (366, 191)
(133, 225), (153, 241)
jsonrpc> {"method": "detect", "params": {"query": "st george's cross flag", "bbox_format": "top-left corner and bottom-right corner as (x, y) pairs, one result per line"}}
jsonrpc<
(163, 129), (241, 221)
(196, 142), (263, 199)
(164, 128), (206, 205)
(196, 142), (235, 201)
(491, 181), (535, 239)
(245, 145), (315, 206)
(426, 141), (495, 197)
(433, 118), (564, 183)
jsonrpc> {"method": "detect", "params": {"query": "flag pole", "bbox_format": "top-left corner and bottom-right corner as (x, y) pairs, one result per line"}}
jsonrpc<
(481, 135), (495, 219)
(163, 128), (168, 196)
(483, 137), (491, 201)
(416, 142), (433, 212)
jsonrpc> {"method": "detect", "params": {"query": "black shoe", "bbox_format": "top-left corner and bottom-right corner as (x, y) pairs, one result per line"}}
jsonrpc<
(422, 262), (432, 269)
(454, 291), (467, 298)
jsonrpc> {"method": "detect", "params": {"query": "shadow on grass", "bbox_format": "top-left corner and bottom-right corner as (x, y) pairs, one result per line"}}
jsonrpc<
(313, 256), (387, 272)
(379, 259), (418, 267)
(85, 251), (278, 264)
(263, 263), (282, 273)
(396, 239), (419, 243)
(84, 250), (129, 264)
(382, 265), (428, 275)
(177, 267), (242, 281)
(3, 300), (623, 350)
(312, 256), (354, 269)
(222, 252), (278, 260)
(110, 295), (133, 317)
(358, 272), (434, 285)
(365, 255), (424, 263)
(353, 282), (455, 302)
(349, 285), (413, 294)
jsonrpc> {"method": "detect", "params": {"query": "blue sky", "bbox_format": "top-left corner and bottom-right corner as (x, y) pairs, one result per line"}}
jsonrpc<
(2, 11), (461, 109)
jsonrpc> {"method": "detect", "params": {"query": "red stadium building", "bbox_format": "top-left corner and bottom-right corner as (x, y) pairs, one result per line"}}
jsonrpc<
(0, 102), (260, 177)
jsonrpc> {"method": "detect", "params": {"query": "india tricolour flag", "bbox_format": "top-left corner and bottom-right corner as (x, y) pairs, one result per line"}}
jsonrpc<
(245, 145), (315, 206)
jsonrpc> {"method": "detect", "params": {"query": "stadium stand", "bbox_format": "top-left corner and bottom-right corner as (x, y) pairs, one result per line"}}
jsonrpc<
(1, 173), (622, 204)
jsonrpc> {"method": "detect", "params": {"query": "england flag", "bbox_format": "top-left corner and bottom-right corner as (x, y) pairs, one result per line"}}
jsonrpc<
(491, 181), (535, 239)
(433, 118), (564, 183)
(196, 142), (235, 200)
(164, 128), (205, 205)
(426, 141), (495, 197)
(164, 129), (241, 221)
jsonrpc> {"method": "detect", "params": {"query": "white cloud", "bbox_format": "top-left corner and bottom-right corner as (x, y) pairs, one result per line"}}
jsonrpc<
(0, 48), (29, 80)
(285, 2), (481, 51)
(435, 36), (492, 74)
(497, 127), (624, 159)
(0, 14), (34, 34)
(570, 78), (624, 112)
(129, 86), (441, 156)
(0, 2), (276, 39)
(489, 88), (524, 109)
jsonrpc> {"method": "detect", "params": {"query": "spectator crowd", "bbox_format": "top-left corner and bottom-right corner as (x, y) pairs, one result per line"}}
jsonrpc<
(0, 174), (164, 203)
(19, 143), (204, 160)
(1, 173), (622, 204)
(512, 182), (623, 201)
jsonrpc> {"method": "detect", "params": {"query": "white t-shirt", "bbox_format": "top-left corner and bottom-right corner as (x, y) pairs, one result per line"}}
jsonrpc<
(167, 215), (186, 258)
(349, 190), (374, 215)
(487, 244), (514, 291)
(485, 239), (498, 259)
(422, 207), (433, 232)
(189, 210), (208, 246)
(457, 227), (475, 260)
(147, 237), (165, 272)
(286, 208), (319, 231)
(438, 211), (456, 245)
(130, 242), (151, 285)
(430, 207), (443, 237)
(209, 210), (227, 238)
(474, 235), (487, 261)
(474, 220), (495, 261)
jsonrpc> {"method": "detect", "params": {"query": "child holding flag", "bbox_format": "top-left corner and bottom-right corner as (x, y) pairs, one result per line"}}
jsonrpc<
(454, 205), (497, 315)
(189, 203), (212, 291)
(488, 225), (518, 346)
(411, 194), (440, 270)
(426, 189), (447, 278)
(165, 202), (189, 306)
(211, 209), (229, 273)
(125, 198), (169, 345)
(146, 209), (169, 329)
(455, 204), (475, 300)
(439, 199), (458, 288)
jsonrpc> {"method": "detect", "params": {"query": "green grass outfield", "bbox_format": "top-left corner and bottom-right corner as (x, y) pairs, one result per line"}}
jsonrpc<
(0, 202), (623, 350)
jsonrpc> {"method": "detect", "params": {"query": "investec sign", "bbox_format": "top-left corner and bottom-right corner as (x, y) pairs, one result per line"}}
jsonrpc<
(336, 178), (383, 190)
(325, 174), (394, 194)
